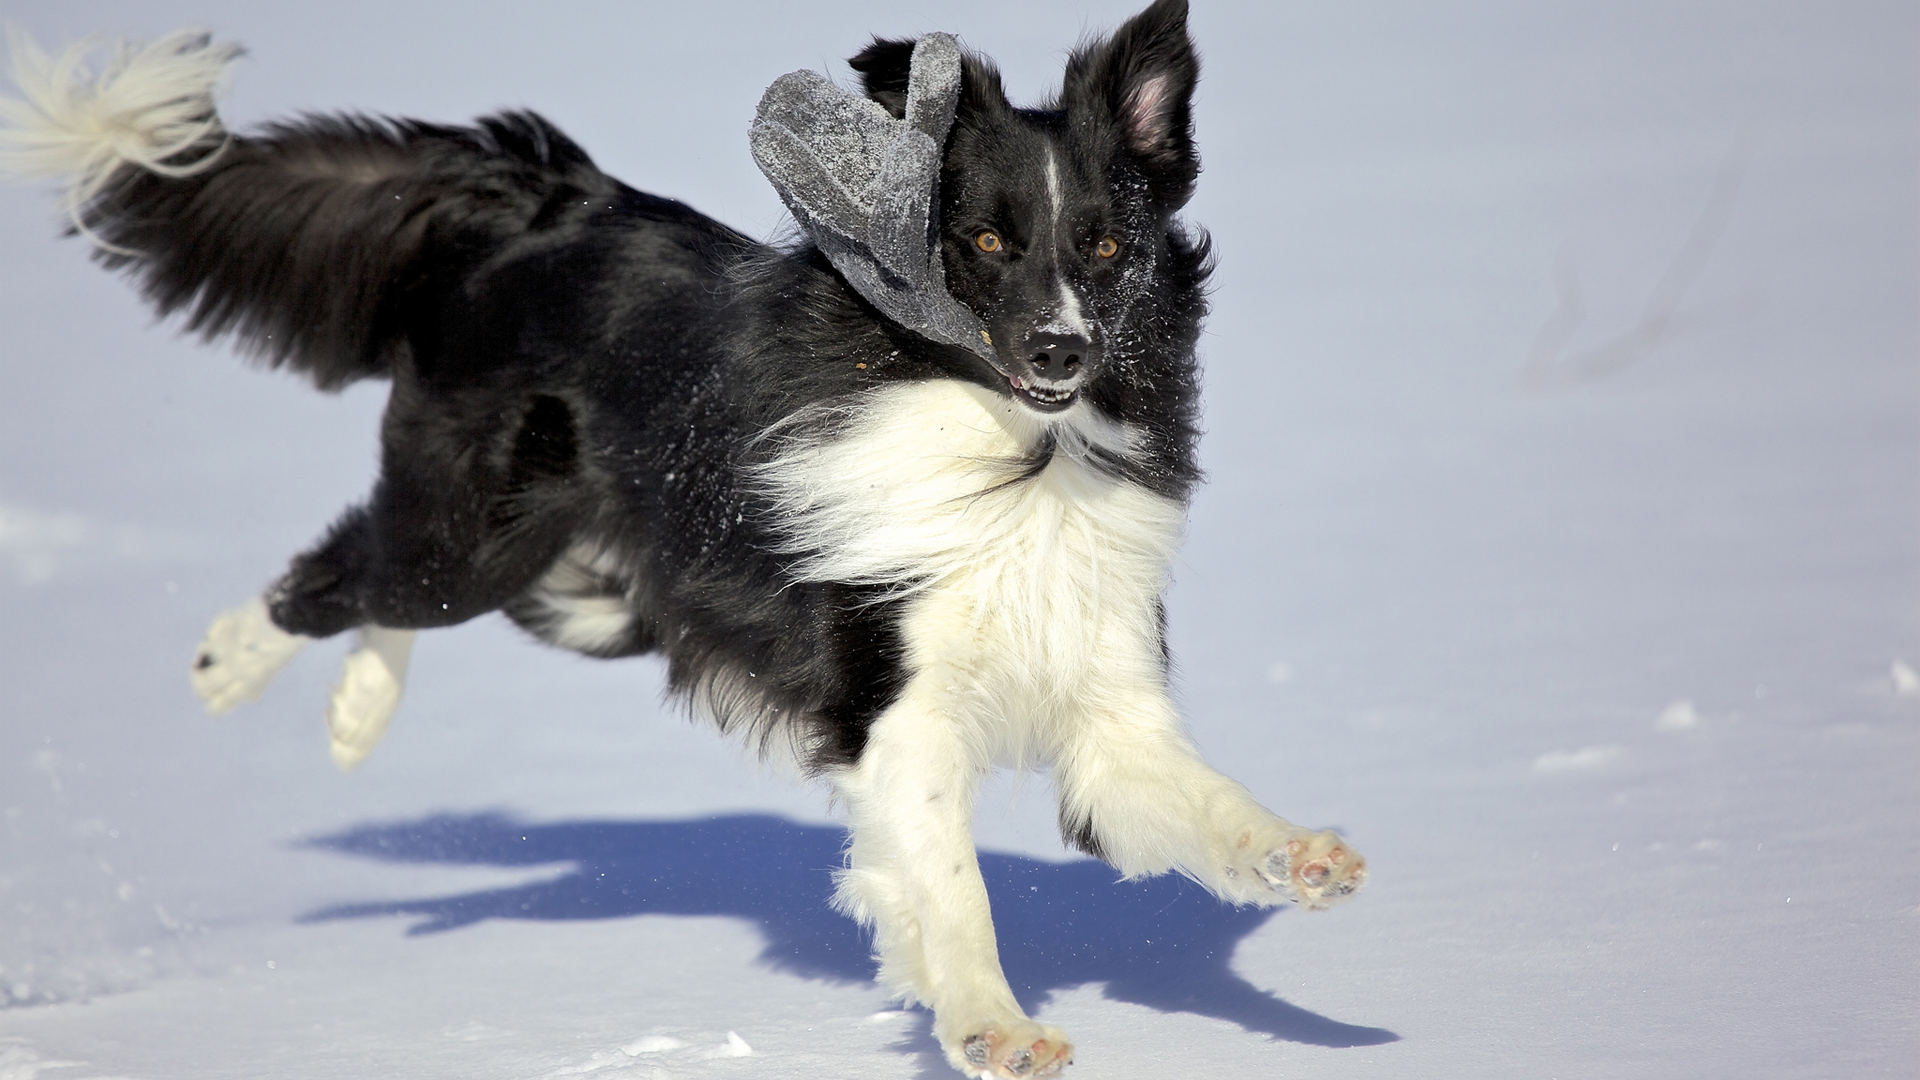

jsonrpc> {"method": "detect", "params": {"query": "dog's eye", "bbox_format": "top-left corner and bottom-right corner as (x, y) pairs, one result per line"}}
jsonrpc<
(975, 231), (1002, 253)
(1096, 236), (1121, 259)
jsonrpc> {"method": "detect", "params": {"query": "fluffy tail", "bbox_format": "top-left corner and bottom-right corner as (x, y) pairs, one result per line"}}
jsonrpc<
(1, 28), (616, 390)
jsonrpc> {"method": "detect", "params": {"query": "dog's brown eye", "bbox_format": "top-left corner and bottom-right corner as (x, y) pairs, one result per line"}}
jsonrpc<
(975, 231), (1002, 253)
(1096, 236), (1120, 259)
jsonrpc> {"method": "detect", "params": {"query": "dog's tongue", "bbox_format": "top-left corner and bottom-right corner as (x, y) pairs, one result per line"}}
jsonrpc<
(748, 34), (1000, 369)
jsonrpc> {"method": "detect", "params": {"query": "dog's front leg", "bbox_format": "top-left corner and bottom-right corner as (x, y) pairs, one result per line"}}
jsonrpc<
(832, 679), (1072, 1079)
(1053, 686), (1368, 909)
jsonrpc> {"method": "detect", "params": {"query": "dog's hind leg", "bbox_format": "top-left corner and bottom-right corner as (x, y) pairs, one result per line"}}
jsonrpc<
(190, 596), (311, 715)
(191, 582), (415, 770)
(188, 501), (385, 717)
(258, 390), (588, 642)
(324, 624), (415, 770)
(202, 392), (584, 766)
(832, 677), (1074, 1080)
(193, 499), (421, 769)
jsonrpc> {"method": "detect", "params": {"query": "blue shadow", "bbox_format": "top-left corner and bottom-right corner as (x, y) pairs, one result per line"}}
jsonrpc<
(299, 813), (1396, 1049)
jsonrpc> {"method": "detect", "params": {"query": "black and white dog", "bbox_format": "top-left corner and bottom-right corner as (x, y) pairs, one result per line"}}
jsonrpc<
(2, 2), (1364, 1075)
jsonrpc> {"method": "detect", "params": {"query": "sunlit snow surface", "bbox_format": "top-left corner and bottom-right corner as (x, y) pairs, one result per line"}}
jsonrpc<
(2, 2), (1915, 1077)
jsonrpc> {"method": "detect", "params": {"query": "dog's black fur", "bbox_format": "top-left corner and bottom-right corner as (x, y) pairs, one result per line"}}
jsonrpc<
(82, 2), (1207, 785)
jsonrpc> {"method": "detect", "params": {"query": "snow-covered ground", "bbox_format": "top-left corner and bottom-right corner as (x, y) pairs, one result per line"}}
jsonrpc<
(2, 2), (1915, 1077)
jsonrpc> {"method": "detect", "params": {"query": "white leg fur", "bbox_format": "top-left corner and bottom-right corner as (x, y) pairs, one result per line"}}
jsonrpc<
(326, 625), (414, 771)
(190, 595), (310, 715)
(833, 677), (1072, 1080)
(1051, 684), (1367, 910)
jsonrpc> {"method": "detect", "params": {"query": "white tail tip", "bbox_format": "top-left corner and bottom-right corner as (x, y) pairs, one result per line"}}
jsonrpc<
(0, 25), (241, 238)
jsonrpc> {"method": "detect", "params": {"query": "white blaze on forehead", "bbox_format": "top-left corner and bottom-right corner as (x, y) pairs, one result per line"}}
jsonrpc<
(1045, 145), (1062, 229)
(1040, 145), (1092, 342)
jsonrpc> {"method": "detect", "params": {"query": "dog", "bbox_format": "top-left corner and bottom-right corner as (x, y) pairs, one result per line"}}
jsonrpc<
(0, 2), (1365, 1075)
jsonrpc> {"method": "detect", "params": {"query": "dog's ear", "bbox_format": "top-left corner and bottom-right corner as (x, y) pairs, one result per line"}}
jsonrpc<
(848, 37), (917, 119)
(851, 36), (1009, 128)
(1063, 0), (1200, 201)
(955, 53), (1010, 122)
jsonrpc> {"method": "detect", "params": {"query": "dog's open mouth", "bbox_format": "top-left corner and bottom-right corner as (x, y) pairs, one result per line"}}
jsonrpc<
(1008, 375), (1078, 412)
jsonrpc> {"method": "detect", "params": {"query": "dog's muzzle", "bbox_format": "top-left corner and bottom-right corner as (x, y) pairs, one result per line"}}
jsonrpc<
(1006, 330), (1097, 412)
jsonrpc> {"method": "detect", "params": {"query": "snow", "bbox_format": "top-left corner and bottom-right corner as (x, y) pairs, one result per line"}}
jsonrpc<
(2, 1), (1915, 1077)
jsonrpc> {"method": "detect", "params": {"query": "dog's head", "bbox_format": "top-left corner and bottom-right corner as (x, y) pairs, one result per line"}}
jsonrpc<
(851, 0), (1199, 416)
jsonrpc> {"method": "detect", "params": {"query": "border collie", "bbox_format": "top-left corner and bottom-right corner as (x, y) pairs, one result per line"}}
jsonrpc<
(1, 2), (1365, 1075)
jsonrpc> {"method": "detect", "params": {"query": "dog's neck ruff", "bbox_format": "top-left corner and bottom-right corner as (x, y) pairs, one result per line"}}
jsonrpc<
(754, 381), (1182, 597)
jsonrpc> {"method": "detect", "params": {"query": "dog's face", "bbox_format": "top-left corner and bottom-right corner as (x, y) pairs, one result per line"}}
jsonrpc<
(852, 0), (1200, 416)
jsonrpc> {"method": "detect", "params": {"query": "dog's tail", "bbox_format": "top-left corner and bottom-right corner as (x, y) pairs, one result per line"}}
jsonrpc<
(1, 28), (616, 390)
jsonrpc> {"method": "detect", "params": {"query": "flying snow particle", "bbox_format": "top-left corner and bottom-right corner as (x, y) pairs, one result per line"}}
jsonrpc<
(1891, 660), (1920, 697)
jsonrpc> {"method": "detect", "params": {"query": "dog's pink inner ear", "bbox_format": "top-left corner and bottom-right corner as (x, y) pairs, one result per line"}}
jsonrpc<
(1124, 72), (1175, 157)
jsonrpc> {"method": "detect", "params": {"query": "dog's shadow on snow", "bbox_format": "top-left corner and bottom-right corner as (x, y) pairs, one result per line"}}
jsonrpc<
(298, 813), (1396, 1059)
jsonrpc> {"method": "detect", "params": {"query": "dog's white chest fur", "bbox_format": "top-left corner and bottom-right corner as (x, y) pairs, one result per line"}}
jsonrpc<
(760, 380), (1185, 760)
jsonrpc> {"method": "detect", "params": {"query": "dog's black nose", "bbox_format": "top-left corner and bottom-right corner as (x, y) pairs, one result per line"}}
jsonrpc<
(1022, 331), (1092, 381)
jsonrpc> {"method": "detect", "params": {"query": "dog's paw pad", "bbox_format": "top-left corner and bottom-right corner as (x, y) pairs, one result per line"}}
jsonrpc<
(954, 1021), (1071, 1079)
(189, 596), (309, 715)
(1259, 828), (1367, 909)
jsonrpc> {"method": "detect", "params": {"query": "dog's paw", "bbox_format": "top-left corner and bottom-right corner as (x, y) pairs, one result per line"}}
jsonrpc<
(190, 596), (309, 715)
(951, 1019), (1072, 1080)
(325, 627), (414, 771)
(1223, 821), (1367, 910)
